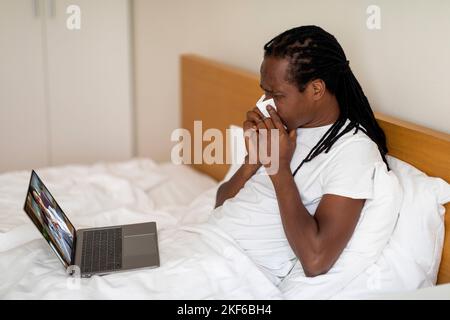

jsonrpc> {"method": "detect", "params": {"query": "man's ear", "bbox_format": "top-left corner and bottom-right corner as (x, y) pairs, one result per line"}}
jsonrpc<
(310, 79), (326, 101)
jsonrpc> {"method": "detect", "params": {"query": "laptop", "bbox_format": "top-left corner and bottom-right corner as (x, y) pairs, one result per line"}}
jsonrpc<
(23, 170), (160, 278)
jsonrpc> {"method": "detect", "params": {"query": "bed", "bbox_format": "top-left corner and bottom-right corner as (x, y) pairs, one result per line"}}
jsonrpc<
(0, 160), (285, 299)
(0, 54), (448, 300)
(180, 54), (450, 286)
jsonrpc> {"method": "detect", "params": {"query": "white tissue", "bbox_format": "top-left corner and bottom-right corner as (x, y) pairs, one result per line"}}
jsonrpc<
(256, 94), (276, 118)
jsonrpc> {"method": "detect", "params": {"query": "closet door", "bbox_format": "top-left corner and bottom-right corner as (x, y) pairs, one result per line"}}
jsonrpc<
(45, 0), (133, 165)
(0, 0), (49, 172)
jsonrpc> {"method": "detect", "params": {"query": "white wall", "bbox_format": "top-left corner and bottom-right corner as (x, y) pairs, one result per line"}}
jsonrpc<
(133, 0), (450, 162)
(0, 0), (133, 173)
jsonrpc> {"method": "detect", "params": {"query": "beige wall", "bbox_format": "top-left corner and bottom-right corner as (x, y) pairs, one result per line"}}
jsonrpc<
(133, 0), (450, 162)
(0, 0), (133, 172)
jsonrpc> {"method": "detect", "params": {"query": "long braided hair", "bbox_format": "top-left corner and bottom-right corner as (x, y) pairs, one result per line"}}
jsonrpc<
(264, 25), (390, 174)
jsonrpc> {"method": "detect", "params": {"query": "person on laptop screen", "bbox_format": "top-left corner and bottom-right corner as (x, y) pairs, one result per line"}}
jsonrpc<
(25, 175), (75, 266)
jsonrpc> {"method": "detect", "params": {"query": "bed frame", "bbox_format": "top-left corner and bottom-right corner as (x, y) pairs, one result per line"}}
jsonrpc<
(180, 54), (450, 284)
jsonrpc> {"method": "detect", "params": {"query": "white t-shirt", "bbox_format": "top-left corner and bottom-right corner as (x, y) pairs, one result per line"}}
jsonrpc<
(208, 119), (400, 286)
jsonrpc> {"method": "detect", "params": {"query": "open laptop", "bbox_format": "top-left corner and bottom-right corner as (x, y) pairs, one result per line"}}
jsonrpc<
(23, 170), (160, 278)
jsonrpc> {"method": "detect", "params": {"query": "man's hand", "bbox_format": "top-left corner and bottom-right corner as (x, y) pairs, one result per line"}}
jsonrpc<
(243, 106), (269, 167)
(214, 106), (269, 209)
(256, 105), (297, 177)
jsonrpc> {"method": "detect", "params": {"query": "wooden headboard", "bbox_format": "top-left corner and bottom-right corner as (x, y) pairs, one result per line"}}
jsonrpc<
(180, 54), (450, 284)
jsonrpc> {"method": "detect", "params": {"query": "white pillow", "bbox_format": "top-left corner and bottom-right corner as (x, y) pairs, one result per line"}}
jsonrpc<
(386, 156), (449, 283)
(222, 125), (246, 182)
(332, 156), (450, 298)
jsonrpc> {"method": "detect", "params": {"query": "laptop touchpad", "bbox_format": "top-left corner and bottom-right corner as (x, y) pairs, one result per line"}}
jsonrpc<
(123, 226), (159, 269)
(124, 234), (157, 257)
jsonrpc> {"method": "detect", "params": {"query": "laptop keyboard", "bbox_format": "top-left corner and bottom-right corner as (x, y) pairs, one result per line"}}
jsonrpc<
(81, 228), (122, 274)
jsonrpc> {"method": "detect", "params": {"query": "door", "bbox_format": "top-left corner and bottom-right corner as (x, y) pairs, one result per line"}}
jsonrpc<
(44, 0), (133, 165)
(0, 0), (49, 172)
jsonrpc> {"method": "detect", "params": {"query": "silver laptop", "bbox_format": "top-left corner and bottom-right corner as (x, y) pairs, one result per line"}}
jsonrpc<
(23, 170), (160, 278)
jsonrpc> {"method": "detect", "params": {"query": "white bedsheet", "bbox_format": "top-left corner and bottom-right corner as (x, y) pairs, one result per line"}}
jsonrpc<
(0, 159), (282, 299)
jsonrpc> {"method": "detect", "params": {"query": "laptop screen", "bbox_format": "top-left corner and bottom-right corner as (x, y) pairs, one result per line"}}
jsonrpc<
(23, 171), (76, 268)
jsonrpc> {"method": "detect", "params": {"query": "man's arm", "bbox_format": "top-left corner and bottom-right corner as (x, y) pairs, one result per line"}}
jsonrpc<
(214, 157), (260, 209)
(271, 168), (365, 277)
(215, 105), (269, 209)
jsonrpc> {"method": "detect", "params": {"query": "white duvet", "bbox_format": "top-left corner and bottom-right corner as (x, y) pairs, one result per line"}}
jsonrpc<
(0, 158), (445, 299)
(0, 159), (282, 299)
